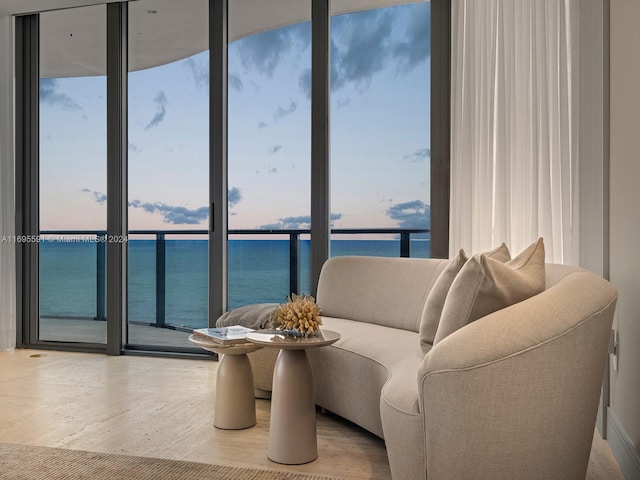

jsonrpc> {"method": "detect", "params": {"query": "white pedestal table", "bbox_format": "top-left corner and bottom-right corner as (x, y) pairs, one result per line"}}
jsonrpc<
(188, 335), (262, 430)
(246, 329), (341, 465)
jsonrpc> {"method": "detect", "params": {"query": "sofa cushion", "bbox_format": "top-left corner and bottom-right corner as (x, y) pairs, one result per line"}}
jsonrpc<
(307, 317), (425, 438)
(433, 238), (545, 345)
(419, 243), (511, 353)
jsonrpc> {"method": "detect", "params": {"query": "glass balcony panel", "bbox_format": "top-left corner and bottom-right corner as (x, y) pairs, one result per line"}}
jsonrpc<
(127, 234), (157, 326)
(228, 234), (292, 309)
(164, 234), (208, 328)
(331, 233), (401, 258)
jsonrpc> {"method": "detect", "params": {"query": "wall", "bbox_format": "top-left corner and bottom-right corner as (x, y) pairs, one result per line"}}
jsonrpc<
(0, 15), (16, 351)
(609, 0), (640, 477)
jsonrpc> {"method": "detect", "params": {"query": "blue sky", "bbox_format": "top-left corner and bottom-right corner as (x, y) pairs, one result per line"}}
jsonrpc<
(39, 2), (430, 234)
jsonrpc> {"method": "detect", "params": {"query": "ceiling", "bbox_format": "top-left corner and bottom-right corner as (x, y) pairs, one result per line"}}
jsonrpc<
(1, 0), (422, 78)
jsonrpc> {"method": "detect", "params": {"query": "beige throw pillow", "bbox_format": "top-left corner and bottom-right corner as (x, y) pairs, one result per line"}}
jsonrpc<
(432, 238), (545, 345)
(419, 243), (511, 353)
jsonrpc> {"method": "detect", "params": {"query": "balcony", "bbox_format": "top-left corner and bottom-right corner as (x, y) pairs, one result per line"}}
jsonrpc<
(38, 227), (429, 348)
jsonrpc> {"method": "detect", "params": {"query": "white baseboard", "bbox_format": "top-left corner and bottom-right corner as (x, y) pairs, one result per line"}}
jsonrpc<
(607, 408), (640, 479)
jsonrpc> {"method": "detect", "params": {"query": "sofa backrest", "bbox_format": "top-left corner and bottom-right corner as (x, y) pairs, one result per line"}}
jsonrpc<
(316, 256), (448, 332)
(544, 262), (582, 288)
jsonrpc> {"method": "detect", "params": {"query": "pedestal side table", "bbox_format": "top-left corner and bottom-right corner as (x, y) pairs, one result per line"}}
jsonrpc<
(189, 335), (262, 430)
(246, 329), (341, 464)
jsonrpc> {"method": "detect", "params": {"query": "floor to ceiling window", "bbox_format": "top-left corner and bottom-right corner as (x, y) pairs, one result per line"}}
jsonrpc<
(330, 1), (431, 259)
(16, 0), (447, 354)
(38, 5), (108, 344)
(227, 0), (312, 304)
(127, 0), (209, 349)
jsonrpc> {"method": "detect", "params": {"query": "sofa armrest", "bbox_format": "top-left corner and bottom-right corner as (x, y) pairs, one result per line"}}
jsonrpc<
(417, 271), (616, 479)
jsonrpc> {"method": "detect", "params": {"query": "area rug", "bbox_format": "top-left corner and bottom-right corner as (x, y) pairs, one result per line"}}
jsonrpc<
(0, 442), (346, 480)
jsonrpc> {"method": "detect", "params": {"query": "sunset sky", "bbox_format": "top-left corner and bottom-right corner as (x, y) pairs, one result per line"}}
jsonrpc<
(38, 2), (431, 234)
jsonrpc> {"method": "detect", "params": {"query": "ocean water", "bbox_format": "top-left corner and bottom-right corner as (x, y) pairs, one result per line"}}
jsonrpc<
(39, 239), (430, 329)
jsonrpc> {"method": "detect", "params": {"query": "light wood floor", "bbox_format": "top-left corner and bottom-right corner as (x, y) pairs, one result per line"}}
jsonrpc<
(0, 349), (624, 480)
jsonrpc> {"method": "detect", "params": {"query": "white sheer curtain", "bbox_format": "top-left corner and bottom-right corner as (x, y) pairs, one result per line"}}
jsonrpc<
(450, 0), (580, 264)
(0, 15), (16, 351)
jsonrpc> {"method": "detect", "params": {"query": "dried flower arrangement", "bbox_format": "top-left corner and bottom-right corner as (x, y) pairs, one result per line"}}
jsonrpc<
(274, 294), (322, 337)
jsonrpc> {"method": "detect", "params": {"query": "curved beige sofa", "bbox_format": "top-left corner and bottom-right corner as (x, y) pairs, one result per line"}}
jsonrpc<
(248, 256), (617, 480)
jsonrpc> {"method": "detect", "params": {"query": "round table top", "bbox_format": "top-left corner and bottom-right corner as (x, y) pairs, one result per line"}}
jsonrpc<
(245, 329), (341, 350)
(188, 335), (263, 355)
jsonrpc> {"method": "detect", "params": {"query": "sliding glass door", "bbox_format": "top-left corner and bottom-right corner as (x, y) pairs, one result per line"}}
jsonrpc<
(228, 0), (312, 305)
(127, 0), (209, 349)
(38, 5), (108, 344)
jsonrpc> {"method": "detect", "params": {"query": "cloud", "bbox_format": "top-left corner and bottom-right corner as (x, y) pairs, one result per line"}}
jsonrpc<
(260, 213), (342, 230)
(128, 142), (142, 154)
(298, 37), (357, 99)
(234, 22), (310, 77)
(387, 200), (430, 229)
(81, 188), (107, 204)
(83, 187), (243, 225)
(298, 5), (430, 98)
(145, 91), (168, 130)
(298, 69), (312, 99)
(331, 10), (394, 91)
(257, 121), (267, 129)
(129, 199), (208, 225)
(228, 187), (242, 207)
(233, 6), (429, 101)
(273, 101), (297, 120)
(40, 78), (83, 112)
(402, 148), (430, 163)
(269, 145), (282, 154)
(393, 3), (431, 72)
(184, 58), (209, 89)
(229, 73), (243, 92)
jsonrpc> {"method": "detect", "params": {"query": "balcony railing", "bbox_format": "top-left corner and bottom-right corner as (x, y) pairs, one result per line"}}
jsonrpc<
(39, 228), (429, 329)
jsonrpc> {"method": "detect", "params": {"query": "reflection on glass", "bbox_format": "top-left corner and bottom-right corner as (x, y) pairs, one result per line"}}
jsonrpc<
(38, 5), (107, 344)
(228, 0), (312, 305)
(330, 2), (431, 258)
(127, 0), (209, 349)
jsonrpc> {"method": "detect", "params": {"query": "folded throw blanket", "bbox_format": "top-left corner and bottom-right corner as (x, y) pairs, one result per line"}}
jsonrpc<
(215, 303), (278, 330)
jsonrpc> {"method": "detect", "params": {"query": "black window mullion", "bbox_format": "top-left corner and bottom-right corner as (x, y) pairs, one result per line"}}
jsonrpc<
(209, 0), (228, 323)
(310, 0), (331, 296)
(430, 0), (451, 259)
(106, 2), (128, 355)
(14, 14), (39, 348)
